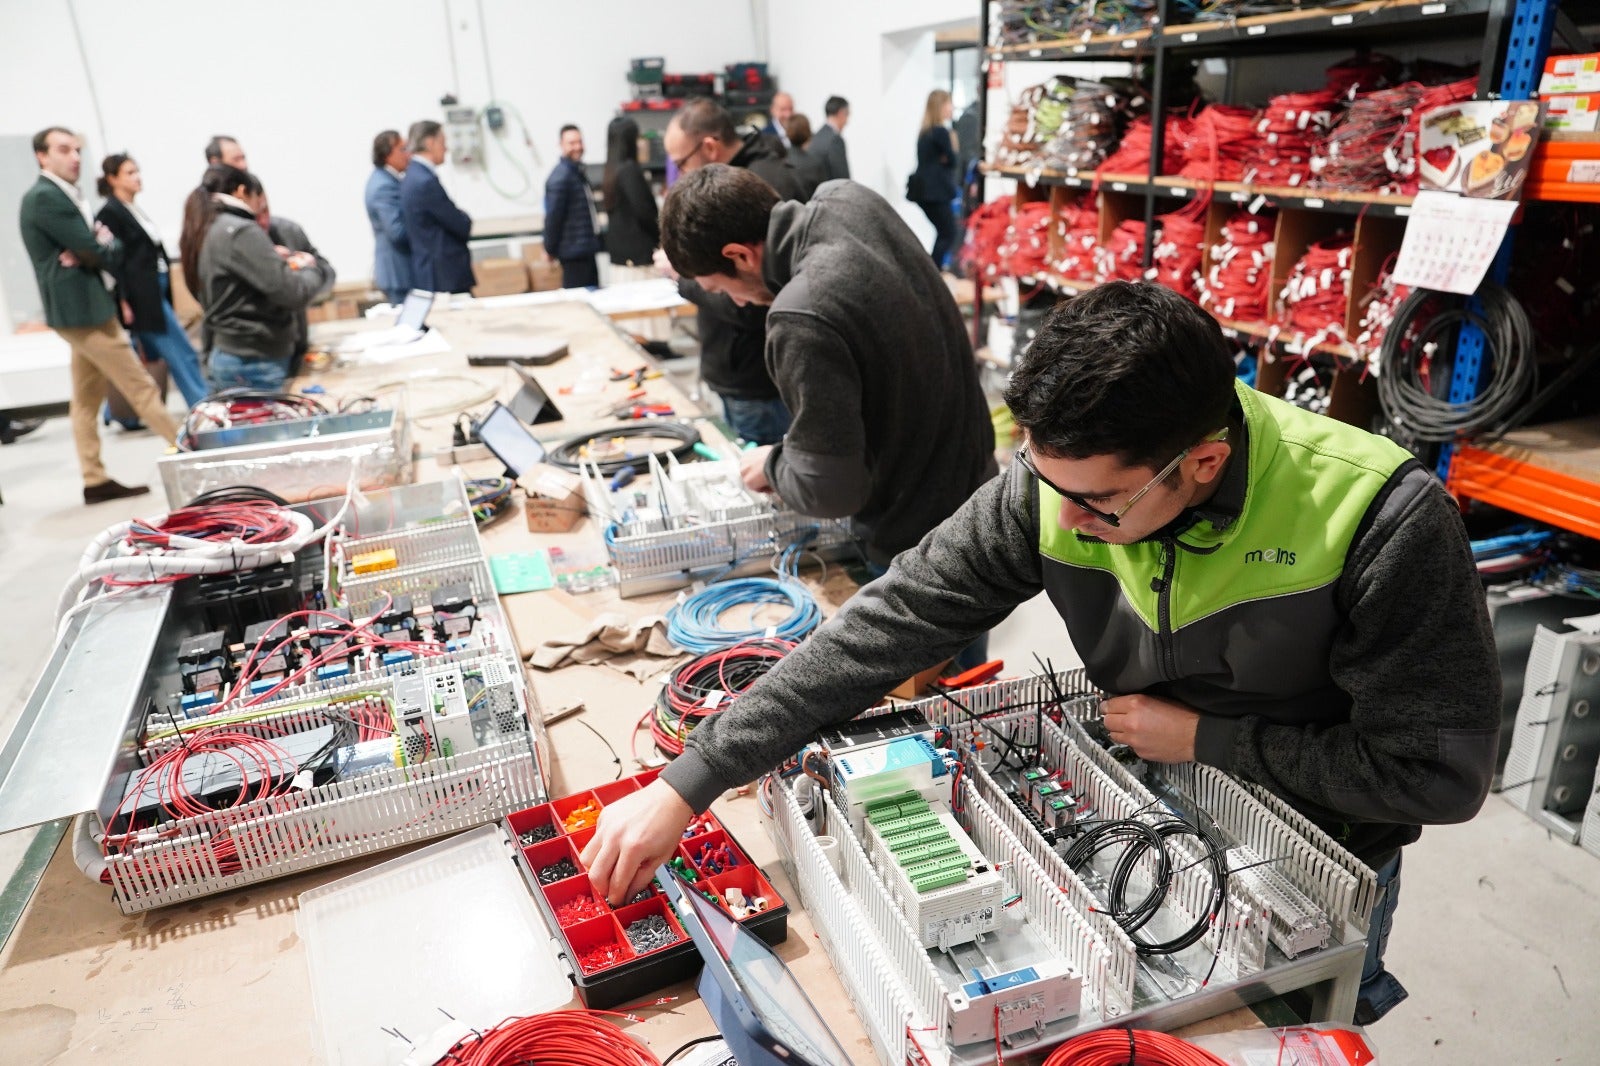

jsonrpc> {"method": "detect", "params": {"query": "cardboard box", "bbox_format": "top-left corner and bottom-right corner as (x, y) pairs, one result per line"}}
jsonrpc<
(523, 463), (586, 532)
(1543, 94), (1600, 131)
(885, 660), (952, 701)
(1541, 53), (1600, 95)
(527, 259), (564, 292)
(521, 240), (550, 264)
(472, 257), (531, 298)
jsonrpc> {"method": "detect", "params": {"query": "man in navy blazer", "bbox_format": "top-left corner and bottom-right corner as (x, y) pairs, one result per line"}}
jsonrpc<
(365, 130), (414, 304)
(400, 121), (475, 294)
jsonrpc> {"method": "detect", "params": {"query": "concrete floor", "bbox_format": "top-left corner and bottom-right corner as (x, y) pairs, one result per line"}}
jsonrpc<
(2, 414), (1599, 1061)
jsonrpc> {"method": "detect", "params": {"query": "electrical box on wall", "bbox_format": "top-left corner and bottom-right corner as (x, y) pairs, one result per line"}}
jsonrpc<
(445, 106), (482, 166)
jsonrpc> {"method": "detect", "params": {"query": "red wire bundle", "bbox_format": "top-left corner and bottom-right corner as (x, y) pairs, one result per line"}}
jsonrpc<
(1052, 200), (1101, 282)
(1095, 219), (1147, 283)
(1317, 83), (1428, 191)
(1276, 234), (1354, 352)
(1249, 89), (1340, 188)
(1098, 113), (1192, 177)
(963, 198), (1013, 281)
(1325, 53), (1402, 98)
(1198, 210), (1277, 323)
(1354, 254), (1412, 359)
(1001, 201), (1054, 278)
(651, 638), (794, 756)
(435, 1011), (662, 1066)
(125, 502), (303, 551)
(1151, 206), (1206, 300)
(1043, 1028), (1229, 1066)
(1177, 105), (1261, 184)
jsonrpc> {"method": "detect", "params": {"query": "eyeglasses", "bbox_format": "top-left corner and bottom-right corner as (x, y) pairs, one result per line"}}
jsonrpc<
(1016, 428), (1228, 528)
(672, 141), (705, 171)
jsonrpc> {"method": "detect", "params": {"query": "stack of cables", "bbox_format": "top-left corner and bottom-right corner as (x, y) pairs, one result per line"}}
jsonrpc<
(665, 545), (821, 656)
(963, 198), (1014, 282)
(1317, 82), (1454, 193)
(1276, 234), (1354, 353)
(997, 0), (1159, 39)
(1151, 203), (1208, 300)
(1098, 111), (1192, 177)
(1352, 254), (1412, 362)
(433, 1011), (661, 1066)
(1325, 53), (1402, 98)
(178, 388), (327, 450)
(996, 79), (1075, 166)
(1094, 219), (1147, 284)
(1377, 281), (1537, 444)
(1000, 200), (1055, 279)
(1198, 210), (1277, 323)
(1037, 81), (1144, 175)
(650, 638), (794, 757)
(1042, 1029), (1229, 1066)
(1282, 360), (1336, 416)
(1177, 104), (1261, 184)
(466, 476), (514, 525)
(1052, 199), (1101, 283)
(1248, 88), (1340, 188)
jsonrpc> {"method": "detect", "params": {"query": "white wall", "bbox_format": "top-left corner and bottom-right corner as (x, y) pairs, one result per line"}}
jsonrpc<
(763, 0), (978, 248)
(0, 0), (760, 310)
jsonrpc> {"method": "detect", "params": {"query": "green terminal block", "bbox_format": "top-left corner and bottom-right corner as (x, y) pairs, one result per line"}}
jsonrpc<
(908, 858), (972, 892)
(886, 825), (954, 853)
(871, 811), (940, 838)
(894, 838), (964, 865)
(865, 792), (929, 821)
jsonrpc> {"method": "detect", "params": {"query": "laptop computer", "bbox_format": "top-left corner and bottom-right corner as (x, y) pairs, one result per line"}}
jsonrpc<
(466, 338), (569, 366)
(475, 402), (550, 479)
(335, 290), (435, 351)
(505, 364), (564, 425)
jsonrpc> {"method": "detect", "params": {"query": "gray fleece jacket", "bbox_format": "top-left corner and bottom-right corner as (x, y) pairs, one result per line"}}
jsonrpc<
(758, 180), (996, 564)
(197, 202), (331, 360)
(662, 387), (1501, 867)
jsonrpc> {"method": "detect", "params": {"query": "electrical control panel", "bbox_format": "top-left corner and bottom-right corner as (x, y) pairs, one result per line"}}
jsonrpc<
(445, 106), (482, 166)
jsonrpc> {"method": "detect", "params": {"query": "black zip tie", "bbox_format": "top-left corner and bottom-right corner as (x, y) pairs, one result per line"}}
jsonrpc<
(1126, 1026), (1137, 1064)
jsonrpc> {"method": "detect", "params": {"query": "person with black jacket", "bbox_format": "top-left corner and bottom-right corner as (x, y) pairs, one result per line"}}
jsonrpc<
(178, 165), (331, 392)
(601, 117), (658, 273)
(907, 90), (961, 269)
(783, 114), (826, 199)
(93, 154), (208, 410)
(544, 125), (602, 289)
(661, 98), (809, 444)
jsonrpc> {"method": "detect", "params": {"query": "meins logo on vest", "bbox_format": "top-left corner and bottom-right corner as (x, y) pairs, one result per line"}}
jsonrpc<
(1243, 547), (1296, 565)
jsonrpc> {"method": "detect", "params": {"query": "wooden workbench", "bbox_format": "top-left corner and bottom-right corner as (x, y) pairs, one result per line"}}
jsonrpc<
(0, 298), (1260, 1065)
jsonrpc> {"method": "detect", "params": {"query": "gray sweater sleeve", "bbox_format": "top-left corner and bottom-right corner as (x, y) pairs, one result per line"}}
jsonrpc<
(661, 462), (1045, 811)
(223, 223), (328, 311)
(763, 310), (871, 519)
(1194, 466), (1501, 826)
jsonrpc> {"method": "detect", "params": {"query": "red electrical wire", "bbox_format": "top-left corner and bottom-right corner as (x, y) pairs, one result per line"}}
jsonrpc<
(652, 639), (794, 756)
(1325, 53), (1402, 98)
(1151, 205), (1207, 301)
(1276, 234), (1354, 352)
(1248, 89), (1340, 188)
(965, 198), (1016, 282)
(1197, 210), (1277, 324)
(1001, 201), (1054, 279)
(1052, 200), (1100, 282)
(1095, 220), (1147, 283)
(436, 1010), (662, 1066)
(1098, 112), (1192, 178)
(1177, 105), (1261, 184)
(1353, 253), (1411, 360)
(1042, 1028), (1230, 1066)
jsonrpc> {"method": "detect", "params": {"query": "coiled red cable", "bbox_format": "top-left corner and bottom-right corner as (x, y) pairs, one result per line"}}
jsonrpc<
(435, 1011), (662, 1066)
(1001, 200), (1055, 278)
(1043, 1028), (1230, 1066)
(1178, 105), (1261, 184)
(1353, 254), (1411, 359)
(1098, 113), (1192, 178)
(1249, 89), (1340, 188)
(1095, 220), (1148, 283)
(1277, 234), (1354, 351)
(1198, 210), (1277, 323)
(1052, 200), (1101, 282)
(1151, 207), (1207, 301)
(964, 198), (1013, 281)
(1325, 53), (1402, 98)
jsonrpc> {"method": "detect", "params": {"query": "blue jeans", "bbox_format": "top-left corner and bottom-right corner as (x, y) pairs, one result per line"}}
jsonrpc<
(209, 350), (291, 392)
(133, 276), (209, 407)
(720, 394), (792, 446)
(864, 559), (990, 672)
(1356, 853), (1407, 1023)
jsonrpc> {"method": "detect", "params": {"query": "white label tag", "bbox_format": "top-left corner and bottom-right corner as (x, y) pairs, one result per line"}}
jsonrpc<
(1568, 160), (1600, 183)
(1181, 31), (1198, 42)
(1303, 198), (1325, 209)
(676, 590), (687, 605)
(1331, 13), (1353, 24)
(1112, 182), (1128, 192)
(292, 771), (314, 791)
(702, 689), (726, 709)
(764, 625), (777, 639)
(1122, 38), (1138, 49)
(1247, 25), (1266, 35)
(1249, 194), (1268, 214)
(1028, 48), (1042, 57)
(1422, 2), (1446, 12)
(1073, 44), (1088, 54)
(1394, 206), (1411, 216)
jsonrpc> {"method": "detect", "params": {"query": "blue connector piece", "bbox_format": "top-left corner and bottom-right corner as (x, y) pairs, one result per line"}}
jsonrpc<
(383, 651), (414, 667)
(962, 966), (1040, 998)
(317, 663), (351, 682)
(249, 678), (278, 695)
(180, 691), (217, 717)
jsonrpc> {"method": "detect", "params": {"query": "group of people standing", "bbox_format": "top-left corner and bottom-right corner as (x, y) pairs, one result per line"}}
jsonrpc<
(18, 128), (333, 502)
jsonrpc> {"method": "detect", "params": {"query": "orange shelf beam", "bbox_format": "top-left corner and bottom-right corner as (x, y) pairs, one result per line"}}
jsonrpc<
(1448, 444), (1600, 540)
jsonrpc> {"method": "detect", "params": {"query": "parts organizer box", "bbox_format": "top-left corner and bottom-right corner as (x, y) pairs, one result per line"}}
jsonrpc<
(507, 769), (789, 1009)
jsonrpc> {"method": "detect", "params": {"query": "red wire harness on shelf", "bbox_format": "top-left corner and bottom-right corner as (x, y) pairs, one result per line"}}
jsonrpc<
(1197, 210), (1277, 323)
(1249, 88), (1340, 188)
(1095, 219), (1148, 283)
(1353, 253), (1412, 360)
(433, 1011), (662, 1066)
(1276, 234), (1354, 352)
(1052, 200), (1101, 282)
(1177, 105), (1261, 184)
(1316, 75), (1474, 194)
(1325, 53), (1403, 98)
(1001, 201), (1055, 279)
(1151, 204), (1207, 300)
(964, 198), (1014, 281)
(1097, 112), (1193, 177)
(1042, 1028), (1230, 1066)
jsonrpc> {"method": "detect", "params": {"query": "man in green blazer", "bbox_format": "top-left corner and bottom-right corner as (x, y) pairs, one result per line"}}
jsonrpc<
(19, 126), (178, 503)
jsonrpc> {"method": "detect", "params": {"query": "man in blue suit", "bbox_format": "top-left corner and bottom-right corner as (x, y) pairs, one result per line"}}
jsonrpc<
(543, 124), (601, 290)
(400, 120), (475, 294)
(364, 130), (413, 304)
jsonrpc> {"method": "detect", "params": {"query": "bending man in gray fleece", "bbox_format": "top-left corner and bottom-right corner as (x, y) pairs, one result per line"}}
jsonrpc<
(584, 281), (1500, 1026)
(658, 164), (996, 569)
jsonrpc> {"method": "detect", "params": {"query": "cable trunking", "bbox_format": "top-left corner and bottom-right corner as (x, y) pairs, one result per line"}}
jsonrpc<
(766, 673), (1378, 1065)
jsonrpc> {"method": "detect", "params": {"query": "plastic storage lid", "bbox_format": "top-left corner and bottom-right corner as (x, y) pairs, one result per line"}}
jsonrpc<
(297, 824), (571, 1066)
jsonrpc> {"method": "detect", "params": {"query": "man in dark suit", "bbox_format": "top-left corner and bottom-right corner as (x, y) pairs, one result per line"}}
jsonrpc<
(761, 92), (794, 149)
(18, 127), (177, 503)
(542, 124), (601, 290)
(400, 121), (475, 294)
(365, 130), (413, 304)
(809, 96), (851, 182)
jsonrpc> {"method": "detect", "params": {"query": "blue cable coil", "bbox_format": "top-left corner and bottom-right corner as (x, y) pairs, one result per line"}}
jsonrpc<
(666, 577), (821, 654)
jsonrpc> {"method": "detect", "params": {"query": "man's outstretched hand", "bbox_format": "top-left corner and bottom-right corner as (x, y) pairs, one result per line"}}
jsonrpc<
(580, 778), (695, 905)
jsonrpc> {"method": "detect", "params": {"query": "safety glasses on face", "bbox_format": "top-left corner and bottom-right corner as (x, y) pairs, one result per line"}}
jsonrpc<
(672, 141), (705, 171)
(1016, 428), (1228, 528)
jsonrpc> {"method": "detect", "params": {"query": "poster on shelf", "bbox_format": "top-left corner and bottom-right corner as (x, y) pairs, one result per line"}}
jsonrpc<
(1416, 99), (1546, 200)
(1391, 192), (1519, 296)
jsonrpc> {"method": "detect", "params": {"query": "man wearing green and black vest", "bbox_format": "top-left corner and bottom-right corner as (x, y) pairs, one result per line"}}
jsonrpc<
(582, 281), (1500, 1026)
